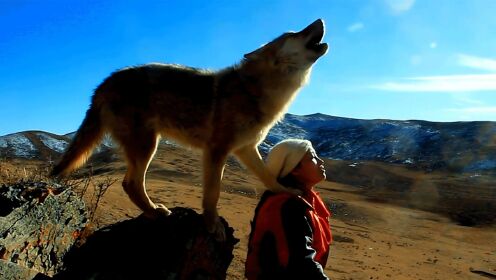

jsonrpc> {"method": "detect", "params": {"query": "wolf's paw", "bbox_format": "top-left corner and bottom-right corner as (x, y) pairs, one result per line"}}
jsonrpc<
(154, 203), (172, 216)
(203, 211), (226, 241)
(142, 204), (172, 219)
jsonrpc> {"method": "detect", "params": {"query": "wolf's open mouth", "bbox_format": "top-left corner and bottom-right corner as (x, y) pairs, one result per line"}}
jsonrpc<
(297, 19), (329, 58)
(304, 21), (327, 54)
(306, 32), (323, 47)
(306, 32), (327, 53)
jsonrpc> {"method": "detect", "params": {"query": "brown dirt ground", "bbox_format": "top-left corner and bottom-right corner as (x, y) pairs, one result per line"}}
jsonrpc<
(2, 145), (495, 279)
(85, 146), (495, 280)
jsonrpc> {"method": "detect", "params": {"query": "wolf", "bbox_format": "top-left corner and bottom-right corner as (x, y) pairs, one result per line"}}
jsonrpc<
(51, 19), (328, 239)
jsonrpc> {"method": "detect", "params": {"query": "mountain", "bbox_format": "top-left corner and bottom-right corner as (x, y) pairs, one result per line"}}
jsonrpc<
(0, 131), (114, 163)
(1, 113), (495, 173)
(263, 113), (496, 173)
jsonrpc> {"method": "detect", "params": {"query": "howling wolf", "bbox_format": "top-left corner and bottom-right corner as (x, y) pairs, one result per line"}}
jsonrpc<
(51, 19), (328, 239)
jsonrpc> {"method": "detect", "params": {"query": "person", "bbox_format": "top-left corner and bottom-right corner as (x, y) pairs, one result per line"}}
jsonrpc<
(245, 139), (332, 280)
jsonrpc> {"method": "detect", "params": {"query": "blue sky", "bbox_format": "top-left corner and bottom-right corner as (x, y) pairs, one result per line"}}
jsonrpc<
(1, 0), (495, 135)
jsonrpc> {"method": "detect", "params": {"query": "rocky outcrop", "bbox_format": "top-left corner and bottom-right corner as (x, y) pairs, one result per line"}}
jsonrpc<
(0, 182), (88, 278)
(55, 207), (239, 280)
(0, 181), (239, 280)
(0, 259), (51, 280)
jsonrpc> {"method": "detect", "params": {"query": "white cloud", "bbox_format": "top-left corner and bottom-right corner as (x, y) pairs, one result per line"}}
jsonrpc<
(347, 22), (364, 32)
(371, 74), (496, 92)
(451, 93), (484, 106)
(384, 0), (415, 15)
(457, 54), (496, 72)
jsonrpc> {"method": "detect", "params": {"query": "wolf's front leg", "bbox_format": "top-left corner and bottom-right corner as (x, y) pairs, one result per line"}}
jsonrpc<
(202, 148), (228, 241)
(234, 145), (300, 194)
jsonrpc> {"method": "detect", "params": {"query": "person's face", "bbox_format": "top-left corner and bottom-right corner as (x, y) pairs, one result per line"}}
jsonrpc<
(290, 149), (326, 191)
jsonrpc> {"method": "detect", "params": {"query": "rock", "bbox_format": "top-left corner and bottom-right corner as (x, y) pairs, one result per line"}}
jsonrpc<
(55, 207), (239, 280)
(0, 259), (51, 280)
(0, 182), (239, 280)
(0, 182), (88, 278)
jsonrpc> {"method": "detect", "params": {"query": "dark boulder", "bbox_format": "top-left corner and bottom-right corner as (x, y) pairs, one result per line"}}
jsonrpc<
(55, 207), (239, 280)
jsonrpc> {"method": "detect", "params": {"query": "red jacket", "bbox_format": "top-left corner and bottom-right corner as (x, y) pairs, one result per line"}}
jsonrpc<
(245, 190), (332, 280)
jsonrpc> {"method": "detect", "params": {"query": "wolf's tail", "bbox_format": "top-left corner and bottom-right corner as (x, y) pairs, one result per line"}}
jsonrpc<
(50, 105), (104, 177)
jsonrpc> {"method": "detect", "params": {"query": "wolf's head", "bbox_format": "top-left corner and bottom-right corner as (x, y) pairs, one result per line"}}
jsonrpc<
(244, 19), (328, 74)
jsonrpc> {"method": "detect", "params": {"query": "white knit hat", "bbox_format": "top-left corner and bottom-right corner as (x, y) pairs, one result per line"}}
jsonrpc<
(266, 139), (315, 178)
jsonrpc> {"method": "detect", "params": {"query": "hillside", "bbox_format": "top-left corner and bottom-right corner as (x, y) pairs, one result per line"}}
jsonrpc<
(2, 113), (495, 174)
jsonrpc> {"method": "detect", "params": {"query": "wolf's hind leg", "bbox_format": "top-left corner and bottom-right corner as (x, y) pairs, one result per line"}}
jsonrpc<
(121, 132), (171, 218)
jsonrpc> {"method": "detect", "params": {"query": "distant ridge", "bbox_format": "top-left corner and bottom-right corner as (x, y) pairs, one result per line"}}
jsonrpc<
(1, 113), (495, 173)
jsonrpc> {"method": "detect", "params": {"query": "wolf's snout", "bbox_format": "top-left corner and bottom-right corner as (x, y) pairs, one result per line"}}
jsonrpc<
(300, 19), (328, 56)
(299, 19), (325, 36)
(310, 19), (325, 30)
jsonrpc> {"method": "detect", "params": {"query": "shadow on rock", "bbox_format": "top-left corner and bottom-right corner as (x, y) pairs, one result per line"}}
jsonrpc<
(55, 207), (239, 280)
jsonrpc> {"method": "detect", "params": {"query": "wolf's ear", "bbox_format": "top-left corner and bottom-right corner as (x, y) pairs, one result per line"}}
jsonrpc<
(244, 44), (268, 60)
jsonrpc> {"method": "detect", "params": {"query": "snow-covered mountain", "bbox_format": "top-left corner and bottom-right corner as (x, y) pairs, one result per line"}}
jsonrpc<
(263, 113), (496, 172)
(1, 113), (495, 173)
(0, 131), (114, 163)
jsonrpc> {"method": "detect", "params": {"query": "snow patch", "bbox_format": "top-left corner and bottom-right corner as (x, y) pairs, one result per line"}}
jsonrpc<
(0, 134), (37, 157)
(101, 134), (115, 148)
(93, 134), (117, 153)
(0, 138), (7, 148)
(36, 133), (69, 153)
